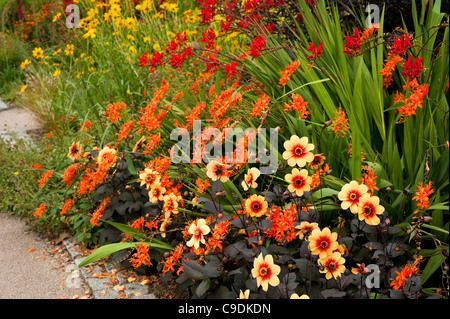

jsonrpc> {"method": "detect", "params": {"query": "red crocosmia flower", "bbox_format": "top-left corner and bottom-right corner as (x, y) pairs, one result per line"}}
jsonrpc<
(249, 35), (266, 59)
(149, 51), (164, 67)
(201, 28), (216, 49)
(306, 41), (324, 60)
(138, 52), (149, 67)
(343, 28), (361, 56)
(390, 33), (412, 56)
(225, 62), (238, 78)
(401, 55), (424, 80)
(220, 20), (232, 32)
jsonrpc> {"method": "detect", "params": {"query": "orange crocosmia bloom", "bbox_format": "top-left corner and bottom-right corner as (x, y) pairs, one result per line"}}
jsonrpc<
(195, 178), (211, 194)
(90, 196), (112, 226)
(38, 170), (54, 189)
(206, 160), (230, 183)
(332, 107), (349, 138)
(245, 194), (268, 218)
(359, 166), (379, 194)
(338, 180), (368, 213)
(79, 121), (92, 132)
(284, 93), (310, 120)
(308, 227), (339, 259)
(104, 101), (126, 123)
(130, 242), (152, 268)
(266, 205), (298, 244)
(285, 168), (312, 197)
(295, 221), (320, 240)
(380, 53), (403, 88)
(251, 253), (281, 292)
(282, 135), (315, 168)
(318, 252), (346, 280)
(67, 141), (83, 160)
(250, 94), (270, 119)
(412, 181), (434, 210)
(60, 198), (74, 216)
(360, 25), (379, 42)
(33, 203), (46, 218)
(357, 193), (385, 226)
(390, 256), (422, 290)
(186, 218), (211, 249)
(117, 121), (135, 142)
(278, 60), (300, 87)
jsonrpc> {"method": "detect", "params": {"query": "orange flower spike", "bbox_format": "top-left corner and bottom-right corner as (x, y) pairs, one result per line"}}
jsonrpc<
(278, 60), (300, 87)
(412, 181), (434, 210)
(38, 169), (54, 189)
(104, 102), (126, 123)
(359, 166), (379, 194)
(332, 107), (349, 138)
(33, 203), (46, 218)
(90, 196), (112, 226)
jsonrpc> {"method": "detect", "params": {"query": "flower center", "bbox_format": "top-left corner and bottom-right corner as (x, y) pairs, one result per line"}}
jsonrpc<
(328, 262), (336, 270)
(349, 192), (358, 201)
(363, 205), (373, 216)
(194, 230), (201, 237)
(293, 177), (304, 188)
(252, 202), (262, 212)
(320, 239), (329, 249)
(294, 146), (303, 156)
(259, 266), (269, 277)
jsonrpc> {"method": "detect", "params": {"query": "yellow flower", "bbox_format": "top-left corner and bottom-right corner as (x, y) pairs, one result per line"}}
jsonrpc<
(148, 184), (166, 203)
(290, 293), (310, 299)
(32, 47), (44, 59)
(163, 193), (179, 218)
(282, 135), (315, 167)
(53, 70), (61, 77)
(206, 160), (229, 183)
(238, 289), (250, 299)
(52, 48), (62, 56)
(138, 168), (161, 189)
(251, 253), (281, 292)
(143, 37), (151, 43)
(20, 84), (28, 93)
(244, 194), (268, 218)
(20, 59), (31, 70)
(153, 43), (162, 52)
(127, 34), (135, 41)
(241, 167), (260, 190)
(13, 171), (19, 175)
(308, 227), (339, 259)
(186, 218), (210, 249)
(357, 193), (385, 225)
(52, 12), (61, 23)
(83, 29), (97, 39)
(295, 221), (319, 240)
(285, 168), (312, 197)
(338, 181), (368, 213)
(65, 44), (75, 56)
(318, 252), (346, 280)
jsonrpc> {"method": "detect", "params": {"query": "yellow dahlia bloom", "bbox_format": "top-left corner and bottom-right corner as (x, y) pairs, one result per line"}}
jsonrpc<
(308, 227), (339, 259)
(357, 193), (385, 225)
(282, 135), (315, 167)
(338, 180), (368, 213)
(318, 252), (346, 280)
(186, 219), (210, 249)
(241, 167), (260, 190)
(251, 253), (281, 292)
(285, 168), (312, 197)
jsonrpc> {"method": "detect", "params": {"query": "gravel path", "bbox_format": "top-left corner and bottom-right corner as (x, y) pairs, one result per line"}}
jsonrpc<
(0, 212), (89, 299)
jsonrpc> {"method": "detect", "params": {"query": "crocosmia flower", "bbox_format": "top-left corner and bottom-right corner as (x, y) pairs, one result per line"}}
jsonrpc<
(251, 253), (281, 291)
